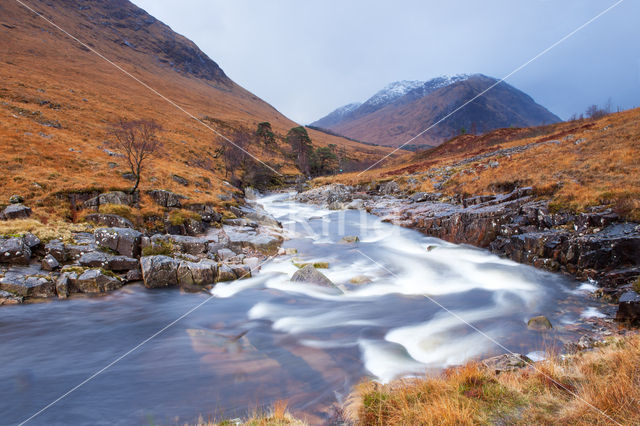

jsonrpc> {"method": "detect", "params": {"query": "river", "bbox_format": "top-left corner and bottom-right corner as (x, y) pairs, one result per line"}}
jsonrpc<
(0, 193), (611, 425)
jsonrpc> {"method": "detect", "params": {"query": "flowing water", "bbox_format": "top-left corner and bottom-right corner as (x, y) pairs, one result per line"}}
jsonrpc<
(0, 193), (611, 425)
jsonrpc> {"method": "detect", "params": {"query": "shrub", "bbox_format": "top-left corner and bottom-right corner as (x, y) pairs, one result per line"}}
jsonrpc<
(167, 209), (201, 226)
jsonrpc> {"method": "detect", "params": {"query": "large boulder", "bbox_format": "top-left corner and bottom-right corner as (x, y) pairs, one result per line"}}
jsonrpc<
(0, 272), (55, 298)
(95, 227), (142, 258)
(45, 239), (68, 262)
(85, 213), (134, 229)
(151, 235), (208, 256)
(83, 191), (134, 208)
(146, 189), (186, 208)
(291, 265), (334, 288)
(0, 289), (23, 305)
(527, 315), (552, 330)
(78, 251), (138, 272)
(1, 203), (32, 220)
(140, 255), (179, 288)
(0, 238), (31, 265)
(224, 226), (282, 255)
(74, 269), (122, 293)
(216, 263), (236, 282)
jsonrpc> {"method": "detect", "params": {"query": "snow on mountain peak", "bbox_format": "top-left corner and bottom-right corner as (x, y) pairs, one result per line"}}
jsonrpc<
(365, 80), (425, 107)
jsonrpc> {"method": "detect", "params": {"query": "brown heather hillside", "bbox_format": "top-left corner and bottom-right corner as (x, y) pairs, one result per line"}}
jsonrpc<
(0, 0), (395, 222)
(316, 107), (640, 220)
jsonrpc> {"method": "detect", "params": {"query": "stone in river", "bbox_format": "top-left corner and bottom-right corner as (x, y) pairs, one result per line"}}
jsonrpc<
(527, 315), (552, 330)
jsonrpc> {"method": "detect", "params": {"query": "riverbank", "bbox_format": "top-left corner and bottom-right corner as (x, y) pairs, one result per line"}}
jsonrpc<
(294, 183), (640, 324)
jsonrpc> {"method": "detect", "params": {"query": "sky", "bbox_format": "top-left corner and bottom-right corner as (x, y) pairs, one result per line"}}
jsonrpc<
(132, 0), (640, 124)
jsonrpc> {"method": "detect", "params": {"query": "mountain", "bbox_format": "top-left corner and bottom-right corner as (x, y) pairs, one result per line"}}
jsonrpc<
(311, 74), (561, 149)
(0, 0), (394, 213)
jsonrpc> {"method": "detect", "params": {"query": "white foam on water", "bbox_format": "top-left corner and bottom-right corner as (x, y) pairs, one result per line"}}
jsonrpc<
(576, 282), (599, 292)
(358, 339), (428, 383)
(581, 307), (607, 318)
(527, 351), (547, 362)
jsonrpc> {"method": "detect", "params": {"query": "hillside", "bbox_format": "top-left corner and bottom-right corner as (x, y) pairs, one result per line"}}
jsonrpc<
(312, 74), (561, 149)
(0, 0), (395, 221)
(316, 107), (640, 221)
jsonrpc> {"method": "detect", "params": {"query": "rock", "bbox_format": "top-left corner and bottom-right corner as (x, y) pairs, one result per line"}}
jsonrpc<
(379, 181), (399, 195)
(23, 233), (41, 250)
(616, 291), (640, 323)
(217, 248), (237, 260)
(151, 235), (208, 256)
(79, 251), (109, 268)
(0, 238), (31, 264)
(291, 265), (334, 288)
(65, 243), (98, 260)
(55, 273), (72, 298)
(9, 194), (24, 204)
(216, 263), (236, 282)
(527, 315), (552, 330)
(41, 254), (60, 271)
(243, 257), (261, 272)
(83, 191), (133, 208)
(107, 255), (139, 272)
(185, 204), (222, 224)
(349, 275), (372, 284)
(292, 259), (329, 269)
(0, 273), (55, 298)
(482, 353), (531, 374)
(146, 189), (186, 208)
(243, 209), (281, 228)
(340, 236), (359, 244)
(140, 255), (179, 288)
(177, 260), (217, 288)
(224, 226), (283, 255)
(0, 289), (23, 305)
(125, 268), (142, 282)
(171, 174), (189, 186)
(1, 203), (32, 220)
(346, 199), (365, 210)
(85, 213), (134, 229)
(489, 160), (500, 168)
(122, 172), (136, 181)
(230, 264), (251, 279)
(75, 269), (122, 293)
(45, 239), (67, 262)
(95, 227), (142, 258)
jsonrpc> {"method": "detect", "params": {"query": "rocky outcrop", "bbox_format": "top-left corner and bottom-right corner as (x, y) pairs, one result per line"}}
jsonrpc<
(84, 191), (135, 209)
(1, 203), (32, 220)
(140, 255), (180, 288)
(616, 291), (640, 323)
(140, 255), (238, 289)
(74, 269), (122, 293)
(95, 227), (142, 258)
(0, 271), (55, 298)
(146, 189), (185, 208)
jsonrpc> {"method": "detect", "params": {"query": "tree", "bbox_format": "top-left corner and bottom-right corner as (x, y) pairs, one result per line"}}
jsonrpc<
(111, 119), (162, 194)
(310, 146), (338, 176)
(256, 122), (276, 146)
(286, 126), (313, 175)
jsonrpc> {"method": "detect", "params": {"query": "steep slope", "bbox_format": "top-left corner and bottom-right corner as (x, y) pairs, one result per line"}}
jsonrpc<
(0, 0), (395, 219)
(313, 74), (561, 148)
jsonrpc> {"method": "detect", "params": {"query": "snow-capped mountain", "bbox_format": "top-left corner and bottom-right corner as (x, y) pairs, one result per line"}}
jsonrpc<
(310, 74), (561, 148)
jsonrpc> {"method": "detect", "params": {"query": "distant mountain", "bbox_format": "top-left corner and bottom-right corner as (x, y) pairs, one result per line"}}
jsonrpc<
(311, 74), (561, 148)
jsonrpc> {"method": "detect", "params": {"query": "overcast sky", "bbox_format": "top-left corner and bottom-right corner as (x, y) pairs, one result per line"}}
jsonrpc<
(132, 0), (639, 124)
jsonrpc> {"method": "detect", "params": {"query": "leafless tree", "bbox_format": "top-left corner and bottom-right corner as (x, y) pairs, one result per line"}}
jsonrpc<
(111, 119), (162, 194)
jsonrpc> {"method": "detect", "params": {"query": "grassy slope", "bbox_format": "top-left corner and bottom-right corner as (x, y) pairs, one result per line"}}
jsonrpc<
(317, 108), (640, 220)
(0, 0), (395, 223)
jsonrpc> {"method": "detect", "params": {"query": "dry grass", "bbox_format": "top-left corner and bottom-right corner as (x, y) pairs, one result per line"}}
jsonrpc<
(192, 400), (308, 426)
(318, 109), (640, 220)
(348, 334), (640, 425)
(0, 218), (92, 242)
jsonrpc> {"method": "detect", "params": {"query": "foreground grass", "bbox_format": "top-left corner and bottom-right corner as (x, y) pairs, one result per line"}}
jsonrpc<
(347, 334), (640, 425)
(0, 218), (93, 242)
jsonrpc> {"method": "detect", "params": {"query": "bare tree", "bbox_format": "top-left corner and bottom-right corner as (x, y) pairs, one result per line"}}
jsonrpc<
(111, 119), (162, 194)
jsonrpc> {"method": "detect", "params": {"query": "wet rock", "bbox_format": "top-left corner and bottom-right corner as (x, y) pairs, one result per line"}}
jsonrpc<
(45, 239), (67, 262)
(230, 264), (251, 279)
(146, 189), (185, 208)
(243, 257), (261, 272)
(291, 265), (334, 288)
(224, 226), (282, 255)
(151, 234), (208, 256)
(56, 273), (72, 298)
(340, 236), (359, 244)
(296, 184), (354, 206)
(244, 187), (259, 200)
(83, 191), (134, 209)
(346, 199), (365, 210)
(140, 255), (180, 288)
(95, 227), (142, 258)
(75, 269), (122, 293)
(482, 353), (531, 374)
(79, 251), (109, 268)
(527, 315), (552, 330)
(177, 260), (217, 288)
(217, 248), (237, 260)
(85, 213), (134, 229)
(0, 238), (31, 264)
(41, 254), (59, 271)
(615, 291), (640, 323)
(242, 208), (281, 228)
(216, 263), (236, 282)
(0, 273), (55, 298)
(125, 268), (142, 282)
(1, 204), (32, 220)
(107, 255), (138, 272)
(349, 275), (372, 284)
(0, 289), (23, 305)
